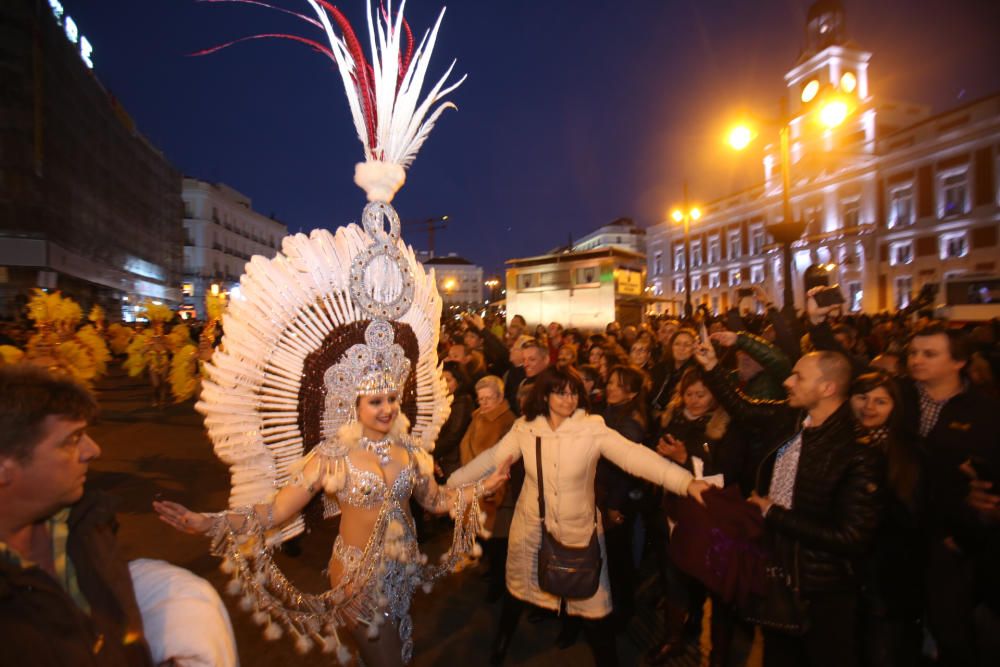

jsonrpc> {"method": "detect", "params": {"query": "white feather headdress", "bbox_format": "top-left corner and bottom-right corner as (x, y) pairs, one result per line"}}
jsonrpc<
(198, 0), (465, 202)
(194, 0), (460, 543)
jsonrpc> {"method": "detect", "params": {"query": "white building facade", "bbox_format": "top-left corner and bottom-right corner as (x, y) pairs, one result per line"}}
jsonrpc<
(181, 178), (287, 316)
(572, 217), (647, 255)
(423, 254), (484, 306)
(647, 1), (999, 316)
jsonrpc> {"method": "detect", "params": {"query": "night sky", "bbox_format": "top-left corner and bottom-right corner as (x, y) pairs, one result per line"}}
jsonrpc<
(67, 0), (1000, 277)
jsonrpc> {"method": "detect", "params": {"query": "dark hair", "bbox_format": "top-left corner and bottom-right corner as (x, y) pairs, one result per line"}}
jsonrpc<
(607, 365), (648, 429)
(910, 321), (972, 363)
(442, 360), (471, 394)
(577, 364), (601, 386)
(0, 364), (97, 462)
(523, 367), (589, 422)
(849, 371), (919, 508)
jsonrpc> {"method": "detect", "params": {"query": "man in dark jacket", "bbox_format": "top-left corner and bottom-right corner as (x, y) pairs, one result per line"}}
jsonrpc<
(0, 365), (153, 666)
(900, 322), (1000, 665)
(694, 342), (883, 667)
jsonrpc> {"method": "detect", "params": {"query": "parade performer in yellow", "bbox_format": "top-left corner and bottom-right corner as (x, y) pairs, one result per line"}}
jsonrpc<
(153, 2), (515, 664)
(9, 289), (111, 386)
(124, 301), (197, 405)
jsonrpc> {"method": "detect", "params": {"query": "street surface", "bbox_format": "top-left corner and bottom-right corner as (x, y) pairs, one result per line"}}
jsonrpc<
(88, 366), (706, 666)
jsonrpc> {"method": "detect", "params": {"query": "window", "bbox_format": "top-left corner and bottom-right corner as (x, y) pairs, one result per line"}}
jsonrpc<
(729, 269), (741, 287)
(889, 241), (913, 266)
(941, 173), (968, 217)
(653, 252), (663, 276)
(727, 229), (742, 260)
(842, 199), (860, 228)
(518, 273), (536, 289)
(181, 282), (194, 297)
(575, 267), (597, 284)
(692, 275), (701, 291)
(804, 202), (823, 232)
(940, 232), (968, 260)
(888, 187), (913, 228)
(707, 236), (721, 264)
(674, 278), (685, 294)
(750, 228), (765, 255)
(709, 272), (721, 289)
(674, 246), (685, 271)
(750, 265), (765, 284)
(848, 281), (863, 312)
(895, 276), (912, 309)
(711, 296), (720, 314)
(690, 240), (703, 268)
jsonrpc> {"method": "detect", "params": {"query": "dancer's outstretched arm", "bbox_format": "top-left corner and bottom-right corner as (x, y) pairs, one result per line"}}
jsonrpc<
(154, 456), (324, 534)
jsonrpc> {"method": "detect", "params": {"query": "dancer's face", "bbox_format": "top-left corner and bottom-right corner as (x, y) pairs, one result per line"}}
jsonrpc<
(357, 392), (400, 438)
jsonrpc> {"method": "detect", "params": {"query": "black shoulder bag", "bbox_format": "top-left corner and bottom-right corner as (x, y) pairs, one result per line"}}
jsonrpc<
(534, 436), (603, 599)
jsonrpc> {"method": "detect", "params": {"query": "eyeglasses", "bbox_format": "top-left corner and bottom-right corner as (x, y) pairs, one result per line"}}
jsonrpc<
(551, 390), (579, 398)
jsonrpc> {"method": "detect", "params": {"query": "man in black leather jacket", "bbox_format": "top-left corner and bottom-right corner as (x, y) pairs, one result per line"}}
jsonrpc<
(694, 342), (884, 667)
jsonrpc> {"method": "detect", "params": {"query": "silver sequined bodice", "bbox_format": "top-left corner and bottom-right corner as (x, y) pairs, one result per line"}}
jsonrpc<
(336, 453), (416, 510)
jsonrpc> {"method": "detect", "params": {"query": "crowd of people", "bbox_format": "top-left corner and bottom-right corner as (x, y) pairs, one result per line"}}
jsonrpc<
(432, 292), (999, 667)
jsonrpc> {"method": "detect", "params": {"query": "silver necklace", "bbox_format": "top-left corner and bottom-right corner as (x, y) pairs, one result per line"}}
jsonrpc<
(360, 435), (393, 465)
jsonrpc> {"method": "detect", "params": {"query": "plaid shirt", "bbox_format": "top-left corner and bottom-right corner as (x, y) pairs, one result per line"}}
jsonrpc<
(0, 509), (90, 614)
(916, 383), (954, 437)
(769, 416), (812, 510)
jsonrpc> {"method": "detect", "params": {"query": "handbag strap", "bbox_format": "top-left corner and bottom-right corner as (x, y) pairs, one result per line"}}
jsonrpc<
(535, 436), (546, 522)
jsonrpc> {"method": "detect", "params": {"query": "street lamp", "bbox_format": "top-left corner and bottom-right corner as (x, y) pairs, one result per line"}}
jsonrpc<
(670, 183), (702, 320)
(727, 93), (853, 313)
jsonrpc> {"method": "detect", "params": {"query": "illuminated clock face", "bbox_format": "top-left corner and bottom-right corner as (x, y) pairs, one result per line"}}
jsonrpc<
(801, 79), (820, 103)
(840, 71), (857, 94)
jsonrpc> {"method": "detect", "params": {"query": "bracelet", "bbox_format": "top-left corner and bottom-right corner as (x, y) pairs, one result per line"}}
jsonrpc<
(266, 504), (275, 530)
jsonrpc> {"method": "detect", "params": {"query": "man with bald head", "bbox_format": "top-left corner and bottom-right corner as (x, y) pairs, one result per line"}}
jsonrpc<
(695, 344), (883, 667)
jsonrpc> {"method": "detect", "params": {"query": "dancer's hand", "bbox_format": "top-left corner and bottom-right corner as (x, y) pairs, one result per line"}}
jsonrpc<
(154, 500), (214, 535)
(483, 456), (513, 495)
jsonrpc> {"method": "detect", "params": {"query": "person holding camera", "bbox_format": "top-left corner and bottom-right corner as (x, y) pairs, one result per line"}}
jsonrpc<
(692, 335), (884, 667)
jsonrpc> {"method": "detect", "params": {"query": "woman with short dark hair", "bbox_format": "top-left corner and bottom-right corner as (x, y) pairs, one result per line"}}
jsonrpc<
(449, 367), (708, 665)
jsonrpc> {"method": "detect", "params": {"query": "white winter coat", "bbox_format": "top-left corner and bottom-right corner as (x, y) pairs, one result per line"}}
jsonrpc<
(448, 409), (693, 618)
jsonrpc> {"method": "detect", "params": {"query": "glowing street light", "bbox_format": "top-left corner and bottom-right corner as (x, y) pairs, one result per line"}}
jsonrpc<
(727, 124), (756, 151)
(671, 185), (702, 319)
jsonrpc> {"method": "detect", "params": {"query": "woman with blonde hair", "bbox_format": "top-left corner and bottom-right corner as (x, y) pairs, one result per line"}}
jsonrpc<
(460, 375), (518, 601)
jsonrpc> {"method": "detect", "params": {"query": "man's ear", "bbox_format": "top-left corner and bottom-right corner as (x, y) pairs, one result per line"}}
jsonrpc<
(0, 458), (17, 486)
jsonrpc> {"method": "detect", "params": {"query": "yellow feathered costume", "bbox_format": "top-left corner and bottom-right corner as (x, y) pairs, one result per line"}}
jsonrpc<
(21, 290), (111, 386)
(125, 301), (198, 404)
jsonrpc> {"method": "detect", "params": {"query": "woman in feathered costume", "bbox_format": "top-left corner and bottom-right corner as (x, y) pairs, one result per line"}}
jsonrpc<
(154, 2), (510, 664)
(18, 289), (110, 386)
(124, 301), (197, 405)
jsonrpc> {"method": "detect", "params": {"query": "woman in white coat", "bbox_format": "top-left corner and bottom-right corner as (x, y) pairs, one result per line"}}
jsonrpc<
(449, 367), (708, 665)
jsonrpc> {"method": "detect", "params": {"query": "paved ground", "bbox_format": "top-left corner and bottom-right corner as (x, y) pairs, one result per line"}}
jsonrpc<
(87, 365), (713, 666)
